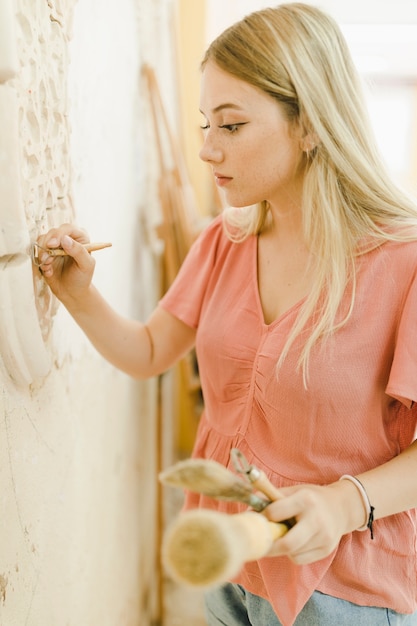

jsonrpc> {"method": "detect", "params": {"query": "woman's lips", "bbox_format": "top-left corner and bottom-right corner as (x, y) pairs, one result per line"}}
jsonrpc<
(214, 173), (233, 187)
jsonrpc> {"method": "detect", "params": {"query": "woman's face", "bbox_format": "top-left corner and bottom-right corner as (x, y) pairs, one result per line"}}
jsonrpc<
(199, 61), (306, 210)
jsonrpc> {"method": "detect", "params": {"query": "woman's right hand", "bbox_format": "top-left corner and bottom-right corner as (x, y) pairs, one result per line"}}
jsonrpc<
(35, 224), (197, 378)
(36, 224), (96, 305)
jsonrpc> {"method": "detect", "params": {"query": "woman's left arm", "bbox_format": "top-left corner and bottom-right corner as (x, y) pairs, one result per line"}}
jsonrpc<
(355, 437), (417, 519)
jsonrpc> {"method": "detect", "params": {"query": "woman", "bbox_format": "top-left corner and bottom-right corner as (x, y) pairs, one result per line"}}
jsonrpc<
(37, 4), (417, 625)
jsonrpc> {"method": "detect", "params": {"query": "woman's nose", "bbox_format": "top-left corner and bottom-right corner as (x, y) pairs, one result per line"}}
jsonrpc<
(199, 133), (223, 164)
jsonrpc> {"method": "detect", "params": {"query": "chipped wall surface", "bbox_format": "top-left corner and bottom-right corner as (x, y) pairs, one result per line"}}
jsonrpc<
(0, 0), (176, 625)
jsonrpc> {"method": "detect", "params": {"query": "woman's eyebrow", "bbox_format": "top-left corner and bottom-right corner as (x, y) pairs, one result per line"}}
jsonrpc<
(199, 103), (244, 115)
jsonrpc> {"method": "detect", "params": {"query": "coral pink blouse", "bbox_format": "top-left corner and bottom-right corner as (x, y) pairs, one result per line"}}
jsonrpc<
(159, 216), (417, 626)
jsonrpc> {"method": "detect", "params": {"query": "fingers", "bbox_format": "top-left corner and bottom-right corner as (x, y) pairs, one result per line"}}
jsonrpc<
(262, 486), (342, 564)
(37, 224), (90, 250)
(268, 517), (333, 565)
(36, 225), (93, 278)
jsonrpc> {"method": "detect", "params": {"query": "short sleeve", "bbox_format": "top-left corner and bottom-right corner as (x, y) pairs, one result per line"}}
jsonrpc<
(159, 216), (225, 329)
(386, 266), (417, 408)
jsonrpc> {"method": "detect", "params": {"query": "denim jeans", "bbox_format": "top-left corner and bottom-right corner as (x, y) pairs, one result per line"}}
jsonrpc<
(205, 583), (417, 626)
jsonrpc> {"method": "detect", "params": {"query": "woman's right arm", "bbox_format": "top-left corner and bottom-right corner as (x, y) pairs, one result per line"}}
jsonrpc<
(37, 226), (196, 378)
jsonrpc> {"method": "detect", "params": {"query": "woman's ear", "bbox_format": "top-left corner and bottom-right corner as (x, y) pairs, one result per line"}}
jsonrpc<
(301, 131), (320, 152)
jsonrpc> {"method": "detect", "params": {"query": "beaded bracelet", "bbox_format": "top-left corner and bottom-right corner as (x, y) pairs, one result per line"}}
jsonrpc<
(339, 474), (375, 539)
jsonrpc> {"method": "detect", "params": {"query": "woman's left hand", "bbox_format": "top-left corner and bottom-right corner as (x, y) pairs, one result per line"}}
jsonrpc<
(262, 479), (366, 564)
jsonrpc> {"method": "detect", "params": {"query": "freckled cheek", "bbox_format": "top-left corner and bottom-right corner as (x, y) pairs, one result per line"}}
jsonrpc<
(249, 170), (270, 189)
(231, 168), (271, 205)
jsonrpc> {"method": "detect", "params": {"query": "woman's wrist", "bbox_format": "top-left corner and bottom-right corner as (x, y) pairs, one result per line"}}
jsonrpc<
(60, 283), (97, 314)
(339, 475), (375, 538)
(327, 477), (371, 537)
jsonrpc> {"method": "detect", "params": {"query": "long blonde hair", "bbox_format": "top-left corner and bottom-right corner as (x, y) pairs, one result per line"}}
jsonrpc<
(202, 3), (417, 381)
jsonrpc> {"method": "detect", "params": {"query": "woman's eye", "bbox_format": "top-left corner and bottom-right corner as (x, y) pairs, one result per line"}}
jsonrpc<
(220, 123), (246, 133)
(200, 122), (247, 133)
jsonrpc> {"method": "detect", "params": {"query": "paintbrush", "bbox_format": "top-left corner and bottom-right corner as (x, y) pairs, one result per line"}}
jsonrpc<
(162, 508), (288, 589)
(159, 458), (271, 512)
(31, 242), (112, 266)
(231, 448), (285, 501)
(231, 449), (297, 529)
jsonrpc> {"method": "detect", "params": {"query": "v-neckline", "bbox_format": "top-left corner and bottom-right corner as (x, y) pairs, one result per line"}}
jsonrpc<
(253, 234), (308, 328)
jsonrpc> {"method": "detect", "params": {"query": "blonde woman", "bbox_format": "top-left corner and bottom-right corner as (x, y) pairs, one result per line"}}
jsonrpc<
(38, 3), (417, 625)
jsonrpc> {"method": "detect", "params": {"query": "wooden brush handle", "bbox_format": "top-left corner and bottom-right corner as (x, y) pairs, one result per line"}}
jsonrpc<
(44, 242), (112, 256)
(230, 449), (285, 502)
(248, 469), (297, 529)
(249, 467), (286, 501)
(162, 509), (288, 589)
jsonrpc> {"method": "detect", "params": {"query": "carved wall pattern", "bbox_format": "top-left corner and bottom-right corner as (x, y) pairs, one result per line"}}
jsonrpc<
(0, 2), (178, 624)
(0, 0), (76, 386)
(0, 0), (178, 388)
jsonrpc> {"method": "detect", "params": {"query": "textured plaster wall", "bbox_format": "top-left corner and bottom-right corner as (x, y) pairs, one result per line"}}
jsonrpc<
(0, 0), (176, 625)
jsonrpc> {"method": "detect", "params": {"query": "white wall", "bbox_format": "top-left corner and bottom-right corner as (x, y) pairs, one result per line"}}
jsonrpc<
(0, 0), (177, 625)
(206, 0), (417, 40)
